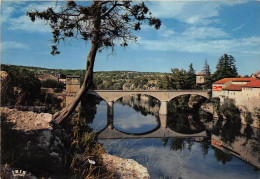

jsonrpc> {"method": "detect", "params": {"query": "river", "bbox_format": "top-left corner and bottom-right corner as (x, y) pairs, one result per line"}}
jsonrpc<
(83, 94), (260, 179)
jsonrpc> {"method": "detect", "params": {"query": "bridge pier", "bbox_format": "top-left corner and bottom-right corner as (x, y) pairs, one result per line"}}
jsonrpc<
(159, 101), (168, 115)
(159, 114), (167, 129)
(107, 115), (114, 129)
(107, 101), (114, 116)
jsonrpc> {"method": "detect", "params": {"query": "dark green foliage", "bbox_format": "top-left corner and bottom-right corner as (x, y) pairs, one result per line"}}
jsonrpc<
(2, 65), (41, 106)
(219, 99), (241, 123)
(253, 107), (260, 121)
(158, 64), (200, 90)
(187, 63), (196, 88)
(27, 1), (161, 55)
(159, 74), (172, 89)
(202, 59), (211, 78)
(167, 95), (205, 134)
(202, 59), (214, 89)
(170, 67), (198, 89)
(188, 63), (196, 75)
(2, 65), (62, 111)
(41, 79), (65, 88)
(214, 54), (238, 81)
(35, 92), (62, 113)
(170, 138), (194, 151)
(212, 146), (232, 165)
(170, 138), (186, 151)
(243, 110), (253, 125)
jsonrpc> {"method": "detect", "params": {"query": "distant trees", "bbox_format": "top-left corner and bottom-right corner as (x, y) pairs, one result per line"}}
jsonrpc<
(214, 54), (238, 81)
(41, 79), (64, 89)
(202, 59), (211, 78)
(1, 66), (62, 111)
(202, 59), (213, 89)
(159, 63), (198, 90)
(187, 63), (196, 88)
(160, 74), (172, 89)
(2, 66), (41, 106)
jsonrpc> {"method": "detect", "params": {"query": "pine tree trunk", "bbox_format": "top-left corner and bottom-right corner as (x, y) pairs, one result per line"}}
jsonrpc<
(53, 3), (102, 124)
(52, 41), (98, 124)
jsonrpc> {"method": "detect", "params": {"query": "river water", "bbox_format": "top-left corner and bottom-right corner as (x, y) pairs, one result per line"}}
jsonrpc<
(84, 95), (260, 179)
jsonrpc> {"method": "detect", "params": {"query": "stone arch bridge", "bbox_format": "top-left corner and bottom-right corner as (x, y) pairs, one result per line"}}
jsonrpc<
(87, 90), (209, 116)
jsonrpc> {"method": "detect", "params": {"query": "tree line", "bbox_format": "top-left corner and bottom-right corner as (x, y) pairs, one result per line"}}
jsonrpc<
(159, 53), (238, 90)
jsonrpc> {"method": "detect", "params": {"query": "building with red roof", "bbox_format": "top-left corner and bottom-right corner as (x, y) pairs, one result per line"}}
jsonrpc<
(212, 77), (257, 98)
(212, 73), (260, 111)
(196, 72), (205, 84)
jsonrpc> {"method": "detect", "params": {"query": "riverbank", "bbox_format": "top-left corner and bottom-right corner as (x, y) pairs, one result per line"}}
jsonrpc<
(0, 107), (150, 178)
(201, 100), (260, 129)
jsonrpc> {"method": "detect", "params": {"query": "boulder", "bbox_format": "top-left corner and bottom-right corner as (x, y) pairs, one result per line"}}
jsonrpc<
(101, 153), (150, 179)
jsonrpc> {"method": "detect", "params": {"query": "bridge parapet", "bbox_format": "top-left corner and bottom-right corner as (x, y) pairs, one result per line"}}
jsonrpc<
(88, 89), (209, 103)
(87, 89), (210, 116)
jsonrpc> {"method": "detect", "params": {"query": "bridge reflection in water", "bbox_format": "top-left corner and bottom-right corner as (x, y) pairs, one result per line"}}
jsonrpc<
(97, 114), (207, 139)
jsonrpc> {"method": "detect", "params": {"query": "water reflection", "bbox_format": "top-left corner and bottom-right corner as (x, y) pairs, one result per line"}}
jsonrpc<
(97, 114), (207, 139)
(81, 94), (260, 178)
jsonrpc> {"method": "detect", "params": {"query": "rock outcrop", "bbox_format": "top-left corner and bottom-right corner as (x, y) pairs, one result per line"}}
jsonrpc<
(0, 107), (52, 131)
(1, 107), (151, 178)
(101, 153), (150, 179)
(1, 107), (69, 178)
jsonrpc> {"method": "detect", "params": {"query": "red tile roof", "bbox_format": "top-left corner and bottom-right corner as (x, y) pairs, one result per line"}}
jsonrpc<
(222, 84), (243, 91)
(213, 78), (256, 84)
(242, 80), (260, 88)
(197, 72), (204, 76)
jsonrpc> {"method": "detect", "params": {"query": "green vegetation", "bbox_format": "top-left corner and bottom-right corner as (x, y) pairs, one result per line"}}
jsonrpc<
(1, 65), (62, 113)
(61, 109), (115, 178)
(2, 52), (240, 94)
(41, 79), (65, 89)
(219, 99), (241, 123)
(213, 54), (238, 81)
(159, 63), (200, 90)
(2, 65), (41, 106)
(27, 1), (161, 123)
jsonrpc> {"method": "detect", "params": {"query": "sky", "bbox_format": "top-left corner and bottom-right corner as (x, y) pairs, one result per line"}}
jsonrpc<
(1, 0), (260, 76)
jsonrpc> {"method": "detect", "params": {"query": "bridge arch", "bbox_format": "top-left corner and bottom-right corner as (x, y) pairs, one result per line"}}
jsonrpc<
(168, 93), (209, 102)
(113, 93), (161, 104)
(86, 90), (209, 116)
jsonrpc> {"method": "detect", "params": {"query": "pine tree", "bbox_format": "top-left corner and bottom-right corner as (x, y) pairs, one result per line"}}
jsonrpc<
(161, 74), (172, 89)
(202, 59), (211, 78)
(27, 1), (161, 123)
(214, 54), (238, 81)
(188, 63), (195, 75)
(187, 63), (196, 89)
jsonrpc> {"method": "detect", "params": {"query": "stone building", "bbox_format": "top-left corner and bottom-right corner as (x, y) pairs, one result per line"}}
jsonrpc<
(196, 72), (205, 84)
(66, 75), (81, 107)
(212, 76), (260, 111)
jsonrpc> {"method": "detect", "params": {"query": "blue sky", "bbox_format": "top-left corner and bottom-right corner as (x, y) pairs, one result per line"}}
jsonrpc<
(1, 1), (260, 76)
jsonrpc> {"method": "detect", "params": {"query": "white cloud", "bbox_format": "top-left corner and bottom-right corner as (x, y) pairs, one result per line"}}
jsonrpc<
(1, 6), (15, 23)
(2, 2), (56, 33)
(135, 35), (260, 55)
(115, 113), (157, 130)
(1, 41), (29, 50)
(182, 27), (229, 39)
(148, 2), (220, 25)
(8, 15), (51, 33)
(148, 1), (248, 25)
